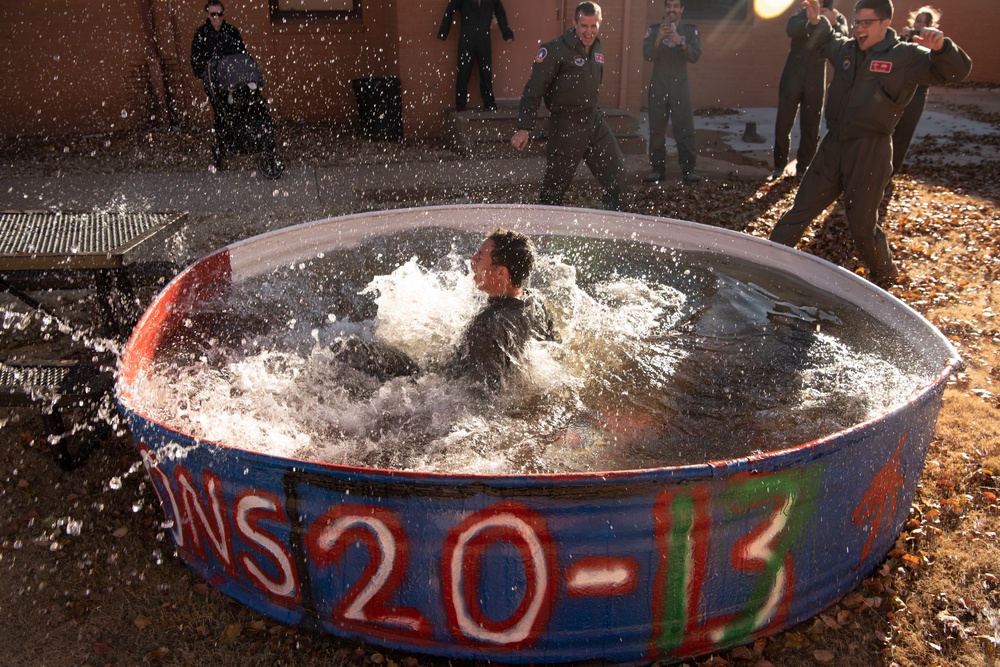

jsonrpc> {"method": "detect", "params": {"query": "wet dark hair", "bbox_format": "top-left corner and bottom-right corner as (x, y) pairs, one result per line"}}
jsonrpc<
(487, 229), (536, 288)
(574, 2), (602, 22)
(855, 0), (892, 20)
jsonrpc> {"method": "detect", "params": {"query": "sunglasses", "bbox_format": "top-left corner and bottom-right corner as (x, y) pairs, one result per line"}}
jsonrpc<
(208, 10), (224, 17)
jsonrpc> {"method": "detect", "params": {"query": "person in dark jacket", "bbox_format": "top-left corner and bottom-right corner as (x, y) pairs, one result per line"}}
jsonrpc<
(642, 0), (703, 184)
(772, 0), (847, 180)
(190, 2), (248, 141)
(191, 2), (247, 81)
(510, 2), (626, 211)
(438, 0), (515, 111)
(768, 0), (972, 288)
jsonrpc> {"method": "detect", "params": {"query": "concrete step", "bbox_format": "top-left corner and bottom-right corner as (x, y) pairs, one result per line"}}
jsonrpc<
(445, 101), (645, 157)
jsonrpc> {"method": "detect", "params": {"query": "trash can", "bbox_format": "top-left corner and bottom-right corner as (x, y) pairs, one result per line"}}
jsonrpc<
(351, 76), (403, 141)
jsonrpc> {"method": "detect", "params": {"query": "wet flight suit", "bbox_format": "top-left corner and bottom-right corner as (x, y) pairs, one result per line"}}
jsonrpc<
(334, 291), (555, 394)
(642, 19), (702, 179)
(773, 7), (847, 176)
(449, 290), (557, 393)
(438, 0), (514, 111)
(516, 28), (626, 211)
(769, 19), (972, 285)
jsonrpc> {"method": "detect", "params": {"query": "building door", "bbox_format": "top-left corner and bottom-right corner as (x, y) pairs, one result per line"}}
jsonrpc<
(490, 0), (561, 100)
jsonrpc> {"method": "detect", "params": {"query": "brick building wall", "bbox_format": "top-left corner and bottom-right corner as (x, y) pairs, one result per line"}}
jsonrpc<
(0, 0), (997, 139)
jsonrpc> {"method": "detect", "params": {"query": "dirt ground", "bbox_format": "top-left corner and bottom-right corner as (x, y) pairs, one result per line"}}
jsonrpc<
(1, 93), (999, 667)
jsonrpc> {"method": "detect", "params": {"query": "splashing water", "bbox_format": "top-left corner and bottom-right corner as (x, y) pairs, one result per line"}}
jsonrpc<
(128, 229), (935, 474)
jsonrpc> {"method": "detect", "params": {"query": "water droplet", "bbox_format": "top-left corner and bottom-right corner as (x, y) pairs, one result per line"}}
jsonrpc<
(108, 477), (122, 490)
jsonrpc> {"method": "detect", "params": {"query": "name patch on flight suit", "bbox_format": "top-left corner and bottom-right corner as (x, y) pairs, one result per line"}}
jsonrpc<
(574, 55), (586, 66)
(594, 53), (604, 63)
(535, 47), (548, 62)
(870, 60), (892, 73)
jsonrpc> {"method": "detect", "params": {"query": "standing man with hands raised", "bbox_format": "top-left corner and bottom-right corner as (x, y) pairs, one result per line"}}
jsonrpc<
(768, 0), (971, 288)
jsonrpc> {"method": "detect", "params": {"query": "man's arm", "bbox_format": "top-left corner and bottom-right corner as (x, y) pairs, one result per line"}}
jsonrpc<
(642, 24), (661, 61)
(911, 31), (973, 86)
(438, 0), (460, 41)
(786, 8), (809, 39)
(512, 46), (560, 150)
(493, 0), (514, 41)
(681, 25), (702, 63)
(191, 28), (208, 78)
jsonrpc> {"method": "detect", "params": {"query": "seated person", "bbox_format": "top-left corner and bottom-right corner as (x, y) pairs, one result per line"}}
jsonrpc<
(333, 229), (556, 393)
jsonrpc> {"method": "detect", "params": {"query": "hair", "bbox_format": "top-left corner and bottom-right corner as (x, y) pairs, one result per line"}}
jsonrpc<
(663, 0), (685, 6)
(205, 1), (224, 11)
(855, 0), (892, 20)
(487, 229), (536, 288)
(821, 0), (834, 8)
(574, 2), (602, 22)
(909, 5), (940, 26)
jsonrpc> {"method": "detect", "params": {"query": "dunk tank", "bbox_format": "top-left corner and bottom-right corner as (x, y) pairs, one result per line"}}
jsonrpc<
(116, 205), (960, 663)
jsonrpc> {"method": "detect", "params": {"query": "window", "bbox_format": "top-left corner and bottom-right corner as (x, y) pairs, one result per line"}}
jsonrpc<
(680, 0), (748, 21)
(269, 0), (362, 22)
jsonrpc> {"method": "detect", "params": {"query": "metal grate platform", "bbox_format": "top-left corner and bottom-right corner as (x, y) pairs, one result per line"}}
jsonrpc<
(0, 211), (186, 270)
(0, 360), (112, 409)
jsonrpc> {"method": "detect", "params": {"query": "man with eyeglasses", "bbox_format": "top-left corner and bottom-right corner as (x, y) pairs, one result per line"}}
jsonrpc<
(768, 0), (971, 288)
(191, 2), (247, 82)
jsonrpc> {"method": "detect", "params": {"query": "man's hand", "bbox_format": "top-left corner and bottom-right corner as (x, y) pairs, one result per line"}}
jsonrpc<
(511, 129), (530, 151)
(818, 8), (837, 24)
(803, 0), (821, 25)
(913, 27), (945, 52)
(657, 20), (682, 46)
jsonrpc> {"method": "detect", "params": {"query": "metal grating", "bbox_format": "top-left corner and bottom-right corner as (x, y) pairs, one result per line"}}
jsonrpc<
(0, 211), (186, 271)
(0, 211), (181, 256)
(0, 363), (72, 393)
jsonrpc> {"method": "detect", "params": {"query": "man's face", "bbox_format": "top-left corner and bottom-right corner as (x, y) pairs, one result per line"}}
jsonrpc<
(207, 4), (225, 31)
(573, 12), (601, 48)
(664, 0), (684, 25)
(471, 239), (503, 293)
(852, 9), (889, 51)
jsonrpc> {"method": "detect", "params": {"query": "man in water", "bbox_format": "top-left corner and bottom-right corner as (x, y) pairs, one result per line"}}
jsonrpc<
(334, 229), (556, 393)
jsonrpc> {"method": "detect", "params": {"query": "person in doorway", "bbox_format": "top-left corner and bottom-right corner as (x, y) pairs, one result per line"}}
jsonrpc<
(438, 0), (515, 112)
(772, 0), (847, 180)
(642, 0), (703, 184)
(768, 0), (971, 288)
(190, 2), (248, 152)
(334, 229), (556, 394)
(510, 2), (627, 211)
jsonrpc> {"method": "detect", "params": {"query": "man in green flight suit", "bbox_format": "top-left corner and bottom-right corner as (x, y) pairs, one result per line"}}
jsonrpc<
(510, 2), (626, 211)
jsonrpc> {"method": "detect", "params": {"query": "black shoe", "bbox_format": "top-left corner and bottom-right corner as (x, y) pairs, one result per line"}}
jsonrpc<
(682, 171), (702, 183)
(483, 104), (498, 112)
(769, 168), (785, 181)
(643, 169), (665, 183)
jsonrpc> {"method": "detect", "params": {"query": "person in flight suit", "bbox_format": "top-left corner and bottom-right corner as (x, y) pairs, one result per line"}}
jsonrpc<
(642, 0), (703, 184)
(772, 0), (847, 180)
(889, 6), (940, 177)
(438, 0), (515, 111)
(768, 0), (972, 288)
(510, 2), (626, 211)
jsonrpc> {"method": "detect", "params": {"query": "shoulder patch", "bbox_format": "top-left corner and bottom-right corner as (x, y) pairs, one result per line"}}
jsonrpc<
(535, 47), (547, 63)
(645, 26), (653, 38)
(843, 55), (852, 70)
(870, 60), (892, 73)
(594, 52), (604, 63)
